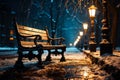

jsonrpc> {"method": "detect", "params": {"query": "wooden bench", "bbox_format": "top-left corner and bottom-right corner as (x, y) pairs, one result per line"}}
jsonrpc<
(13, 18), (66, 68)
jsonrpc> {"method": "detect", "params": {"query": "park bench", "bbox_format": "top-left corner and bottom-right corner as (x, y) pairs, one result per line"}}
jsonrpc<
(13, 18), (66, 68)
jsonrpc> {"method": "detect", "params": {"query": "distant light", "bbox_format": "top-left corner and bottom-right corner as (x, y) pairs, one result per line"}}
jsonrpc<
(83, 23), (88, 30)
(9, 37), (14, 40)
(77, 36), (81, 39)
(69, 43), (72, 46)
(74, 40), (78, 46)
(79, 31), (83, 36)
(74, 42), (76, 46)
(9, 30), (14, 40)
(76, 38), (79, 42)
(10, 30), (14, 35)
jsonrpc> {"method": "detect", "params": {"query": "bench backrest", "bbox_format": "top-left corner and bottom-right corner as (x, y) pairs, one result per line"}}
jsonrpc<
(14, 22), (50, 47)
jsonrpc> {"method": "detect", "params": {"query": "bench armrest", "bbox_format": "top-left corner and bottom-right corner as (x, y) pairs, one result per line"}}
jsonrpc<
(19, 35), (42, 46)
(19, 35), (41, 40)
(45, 28), (65, 45)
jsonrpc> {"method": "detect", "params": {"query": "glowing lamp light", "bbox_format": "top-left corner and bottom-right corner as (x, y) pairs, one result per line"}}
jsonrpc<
(10, 30), (14, 35)
(83, 23), (88, 30)
(78, 36), (81, 40)
(9, 37), (14, 40)
(9, 30), (14, 40)
(69, 43), (72, 46)
(88, 5), (97, 18)
(74, 41), (77, 46)
(79, 31), (83, 36)
(76, 38), (79, 42)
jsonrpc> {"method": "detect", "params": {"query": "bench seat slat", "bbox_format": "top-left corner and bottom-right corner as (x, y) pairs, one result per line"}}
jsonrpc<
(21, 42), (65, 49)
(18, 25), (46, 33)
(21, 41), (48, 45)
(18, 29), (47, 36)
(19, 33), (48, 40)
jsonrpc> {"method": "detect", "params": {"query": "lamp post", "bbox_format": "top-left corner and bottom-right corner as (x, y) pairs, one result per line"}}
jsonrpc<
(100, 0), (113, 55)
(88, 5), (97, 52)
(83, 23), (88, 50)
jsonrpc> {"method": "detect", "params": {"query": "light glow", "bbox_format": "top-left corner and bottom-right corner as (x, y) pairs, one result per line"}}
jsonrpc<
(83, 23), (88, 30)
(88, 5), (97, 18)
(79, 31), (83, 36)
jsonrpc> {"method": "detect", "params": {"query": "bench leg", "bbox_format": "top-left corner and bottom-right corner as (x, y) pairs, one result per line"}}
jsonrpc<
(60, 51), (66, 62)
(45, 50), (52, 61)
(14, 51), (24, 68)
(37, 49), (43, 65)
(37, 49), (44, 68)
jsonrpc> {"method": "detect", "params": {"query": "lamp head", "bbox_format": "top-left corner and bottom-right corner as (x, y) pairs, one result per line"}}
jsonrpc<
(83, 23), (88, 30)
(88, 5), (97, 19)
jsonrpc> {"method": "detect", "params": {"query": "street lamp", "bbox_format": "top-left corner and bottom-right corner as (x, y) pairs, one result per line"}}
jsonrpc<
(100, 0), (113, 55)
(83, 23), (88, 32)
(88, 5), (97, 19)
(74, 36), (81, 46)
(79, 31), (84, 50)
(83, 23), (88, 50)
(88, 5), (97, 52)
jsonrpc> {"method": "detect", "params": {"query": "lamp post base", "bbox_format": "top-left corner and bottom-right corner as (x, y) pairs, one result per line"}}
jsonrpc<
(100, 43), (113, 56)
(89, 43), (96, 52)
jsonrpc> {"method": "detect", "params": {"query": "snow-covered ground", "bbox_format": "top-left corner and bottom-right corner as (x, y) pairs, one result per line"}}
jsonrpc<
(66, 47), (80, 53)
(0, 51), (113, 80)
(0, 47), (119, 80)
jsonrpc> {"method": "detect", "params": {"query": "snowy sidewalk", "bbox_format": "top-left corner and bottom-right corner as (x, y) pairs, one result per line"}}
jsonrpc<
(0, 52), (112, 80)
(84, 50), (120, 80)
(0, 47), (116, 80)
